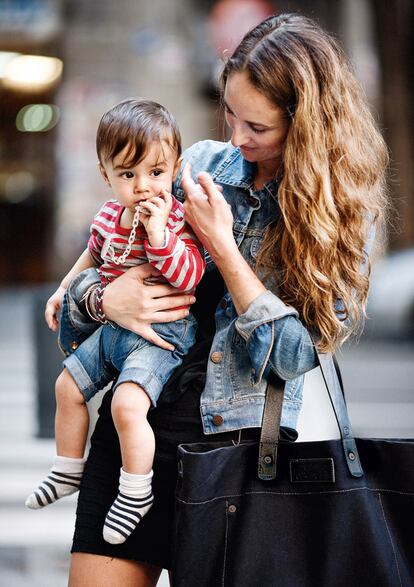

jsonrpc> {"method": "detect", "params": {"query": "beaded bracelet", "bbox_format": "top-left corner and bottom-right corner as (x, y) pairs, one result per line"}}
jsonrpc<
(95, 286), (110, 324)
(82, 284), (100, 322)
(82, 283), (111, 325)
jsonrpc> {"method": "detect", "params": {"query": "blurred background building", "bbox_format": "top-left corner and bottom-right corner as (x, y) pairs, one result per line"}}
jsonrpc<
(0, 0), (413, 585)
(1, 0), (413, 286)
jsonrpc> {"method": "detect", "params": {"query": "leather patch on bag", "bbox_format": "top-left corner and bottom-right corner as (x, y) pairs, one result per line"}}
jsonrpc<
(289, 458), (335, 483)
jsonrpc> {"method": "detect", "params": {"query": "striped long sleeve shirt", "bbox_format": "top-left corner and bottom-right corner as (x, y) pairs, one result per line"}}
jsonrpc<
(88, 197), (205, 292)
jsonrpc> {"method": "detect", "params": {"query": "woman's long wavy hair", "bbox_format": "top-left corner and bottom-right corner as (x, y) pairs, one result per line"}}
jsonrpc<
(221, 13), (389, 352)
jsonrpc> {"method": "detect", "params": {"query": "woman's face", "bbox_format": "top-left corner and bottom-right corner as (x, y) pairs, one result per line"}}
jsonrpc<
(223, 71), (290, 174)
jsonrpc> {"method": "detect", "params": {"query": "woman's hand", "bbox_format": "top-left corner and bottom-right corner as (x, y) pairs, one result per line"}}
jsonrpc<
(102, 263), (196, 351)
(181, 163), (266, 315)
(181, 164), (237, 261)
(45, 285), (66, 331)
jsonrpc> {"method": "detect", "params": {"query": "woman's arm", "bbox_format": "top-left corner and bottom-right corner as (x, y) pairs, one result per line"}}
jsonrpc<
(181, 165), (318, 380)
(181, 166), (266, 315)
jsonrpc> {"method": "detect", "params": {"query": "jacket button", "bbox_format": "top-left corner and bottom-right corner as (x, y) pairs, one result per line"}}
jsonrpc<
(210, 351), (222, 363)
(212, 414), (224, 426)
(219, 298), (227, 309)
(71, 341), (79, 351)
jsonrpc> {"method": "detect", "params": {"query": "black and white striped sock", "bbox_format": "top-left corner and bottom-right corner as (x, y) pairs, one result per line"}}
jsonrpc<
(103, 468), (154, 545)
(25, 455), (85, 509)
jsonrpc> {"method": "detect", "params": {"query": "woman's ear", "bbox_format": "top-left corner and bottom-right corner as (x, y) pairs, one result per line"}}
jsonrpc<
(173, 157), (182, 181)
(99, 163), (111, 187)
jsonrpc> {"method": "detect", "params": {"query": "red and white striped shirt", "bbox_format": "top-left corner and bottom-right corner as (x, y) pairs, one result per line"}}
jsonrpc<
(88, 198), (205, 292)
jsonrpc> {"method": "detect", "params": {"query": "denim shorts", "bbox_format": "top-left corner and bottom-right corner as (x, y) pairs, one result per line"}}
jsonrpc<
(58, 268), (101, 357)
(63, 317), (197, 406)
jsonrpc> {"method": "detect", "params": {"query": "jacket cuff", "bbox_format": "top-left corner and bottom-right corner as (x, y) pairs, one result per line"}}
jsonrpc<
(235, 290), (299, 385)
(235, 290), (298, 341)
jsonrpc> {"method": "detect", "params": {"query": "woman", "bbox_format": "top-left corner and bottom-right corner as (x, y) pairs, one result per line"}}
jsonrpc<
(68, 13), (388, 586)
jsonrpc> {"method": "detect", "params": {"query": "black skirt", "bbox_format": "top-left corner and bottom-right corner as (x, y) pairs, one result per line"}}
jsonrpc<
(71, 383), (261, 569)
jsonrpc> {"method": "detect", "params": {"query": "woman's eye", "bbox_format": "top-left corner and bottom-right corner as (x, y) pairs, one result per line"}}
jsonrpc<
(250, 126), (267, 134)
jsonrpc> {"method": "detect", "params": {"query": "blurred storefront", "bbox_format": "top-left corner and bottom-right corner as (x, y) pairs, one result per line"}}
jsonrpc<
(0, 0), (413, 286)
(0, 0), (63, 283)
(0, 0), (221, 283)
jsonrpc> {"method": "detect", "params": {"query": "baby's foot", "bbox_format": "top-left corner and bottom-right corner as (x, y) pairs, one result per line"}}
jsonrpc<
(103, 469), (154, 544)
(25, 456), (84, 509)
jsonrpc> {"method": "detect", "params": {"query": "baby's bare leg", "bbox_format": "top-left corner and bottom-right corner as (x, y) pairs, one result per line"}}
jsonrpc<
(25, 368), (87, 509)
(112, 383), (154, 473)
(55, 368), (90, 457)
(103, 383), (155, 545)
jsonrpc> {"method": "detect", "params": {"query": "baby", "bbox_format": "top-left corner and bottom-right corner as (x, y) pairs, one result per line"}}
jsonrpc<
(25, 99), (205, 545)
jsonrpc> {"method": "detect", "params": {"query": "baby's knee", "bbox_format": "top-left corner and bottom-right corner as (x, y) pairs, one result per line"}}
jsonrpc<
(55, 369), (84, 405)
(112, 384), (150, 424)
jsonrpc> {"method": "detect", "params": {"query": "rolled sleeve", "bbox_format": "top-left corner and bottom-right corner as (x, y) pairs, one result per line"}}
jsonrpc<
(235, 290), (317, 384)
(235, 290), (298, 340)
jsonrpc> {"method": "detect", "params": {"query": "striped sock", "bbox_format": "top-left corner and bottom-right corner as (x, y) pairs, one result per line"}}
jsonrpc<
(103, 468), (154, 545)
(25, 455), (85, 509)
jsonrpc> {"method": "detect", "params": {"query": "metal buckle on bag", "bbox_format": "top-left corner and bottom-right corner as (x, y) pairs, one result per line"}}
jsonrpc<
(258, 442), (278, 481)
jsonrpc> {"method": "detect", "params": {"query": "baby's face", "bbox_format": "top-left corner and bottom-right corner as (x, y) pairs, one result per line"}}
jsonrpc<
(99, 139), (180, 213)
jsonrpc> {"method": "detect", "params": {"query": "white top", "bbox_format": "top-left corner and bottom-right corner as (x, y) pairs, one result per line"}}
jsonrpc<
(296, 367), (341, 441)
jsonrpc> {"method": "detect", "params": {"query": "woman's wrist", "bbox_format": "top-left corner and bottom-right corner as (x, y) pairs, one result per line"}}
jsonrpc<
(83, 284), (111, 324)
(211, 244), (266, 315)
(83, 284), (99, 321)
(207, 236), (239, 265)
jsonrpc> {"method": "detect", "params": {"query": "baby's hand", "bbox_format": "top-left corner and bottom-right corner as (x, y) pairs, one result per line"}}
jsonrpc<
(139, 190), (173, 247)
(45, 285), (66, 331)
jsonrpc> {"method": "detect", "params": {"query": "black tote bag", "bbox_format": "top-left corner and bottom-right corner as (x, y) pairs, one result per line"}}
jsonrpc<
(172, 352), (414, 587)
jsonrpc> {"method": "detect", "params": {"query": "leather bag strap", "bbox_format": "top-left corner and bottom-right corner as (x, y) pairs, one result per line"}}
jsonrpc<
(316, 351), (363, 478)
(258, 371), (285, 480)
(258, 345), (364, 481)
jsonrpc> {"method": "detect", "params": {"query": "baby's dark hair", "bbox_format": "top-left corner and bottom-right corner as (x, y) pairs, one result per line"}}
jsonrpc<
(96, 98), (181, 166)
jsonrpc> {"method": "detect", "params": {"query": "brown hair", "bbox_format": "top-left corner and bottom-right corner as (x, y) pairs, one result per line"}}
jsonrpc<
(96, 98), (181, 166)
(221, 13), (389, 352)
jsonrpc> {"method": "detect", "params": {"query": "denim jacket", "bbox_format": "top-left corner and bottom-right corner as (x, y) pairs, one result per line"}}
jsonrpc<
(61, 140), (320, 434)
(173, 140), (318, 434)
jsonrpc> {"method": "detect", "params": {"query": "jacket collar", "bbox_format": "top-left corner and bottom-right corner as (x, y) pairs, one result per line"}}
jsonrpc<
(213, 144), (279, 196)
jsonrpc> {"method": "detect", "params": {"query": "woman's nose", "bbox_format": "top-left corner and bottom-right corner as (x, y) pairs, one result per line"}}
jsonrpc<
(230, 122), (249, 148)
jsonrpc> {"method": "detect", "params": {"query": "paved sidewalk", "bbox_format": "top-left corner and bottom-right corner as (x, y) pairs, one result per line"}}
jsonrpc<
(0, 288), (170, 585)
(0, 288), (75, 585)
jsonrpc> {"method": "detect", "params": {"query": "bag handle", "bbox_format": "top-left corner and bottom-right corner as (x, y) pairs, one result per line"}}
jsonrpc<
(258, 346), (364, 481)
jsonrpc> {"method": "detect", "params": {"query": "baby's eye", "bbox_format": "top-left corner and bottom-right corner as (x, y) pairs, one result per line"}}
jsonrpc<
(121, 171), (134, 179)
(151, 169), (163, 177)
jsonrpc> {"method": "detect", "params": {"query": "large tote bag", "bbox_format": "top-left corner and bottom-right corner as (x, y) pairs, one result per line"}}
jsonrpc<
(172, 352), (414, 587)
